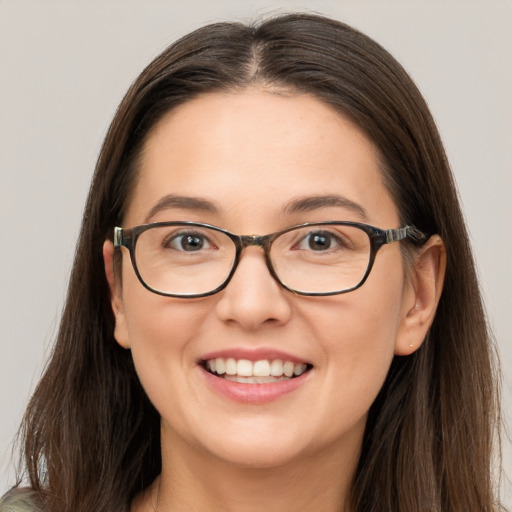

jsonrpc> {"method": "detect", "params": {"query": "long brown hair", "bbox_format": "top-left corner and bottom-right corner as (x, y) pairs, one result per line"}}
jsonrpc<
(7, 13), (503, 512)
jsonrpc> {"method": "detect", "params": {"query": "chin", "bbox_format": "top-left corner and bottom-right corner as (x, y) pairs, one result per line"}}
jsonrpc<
(209, 442), (309, 470)
(176, 419), (313, 469)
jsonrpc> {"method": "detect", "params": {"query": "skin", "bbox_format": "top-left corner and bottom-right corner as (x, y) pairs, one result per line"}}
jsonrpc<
(104, 88), (445, 512)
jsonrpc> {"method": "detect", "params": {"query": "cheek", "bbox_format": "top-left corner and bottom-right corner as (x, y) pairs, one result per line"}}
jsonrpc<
(119, 276), (202, 403)
(124, 298), (184, 397)
(304, 262), (404, 356)
(120, 255), (204, 354)
(303, 292), (400, 381)
(300, 261), (405, 415)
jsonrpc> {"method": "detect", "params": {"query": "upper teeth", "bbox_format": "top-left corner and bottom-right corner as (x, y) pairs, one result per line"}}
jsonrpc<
(205, 358), (307, 378)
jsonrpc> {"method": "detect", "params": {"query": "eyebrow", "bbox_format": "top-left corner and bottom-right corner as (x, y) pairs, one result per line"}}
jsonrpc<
(145, 194), (218, 222)
(283, 194), (368, 219)
(145, 193), (367, 223)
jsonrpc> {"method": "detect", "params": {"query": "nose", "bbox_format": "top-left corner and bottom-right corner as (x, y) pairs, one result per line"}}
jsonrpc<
(215, 247), (292, 330)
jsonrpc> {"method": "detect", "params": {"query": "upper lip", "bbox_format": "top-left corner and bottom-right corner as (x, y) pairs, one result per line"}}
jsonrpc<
(199, 347), (311, 365)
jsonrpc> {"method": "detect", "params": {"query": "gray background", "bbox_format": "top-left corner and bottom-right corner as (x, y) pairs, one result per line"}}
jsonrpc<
(1, 0), (510, 505)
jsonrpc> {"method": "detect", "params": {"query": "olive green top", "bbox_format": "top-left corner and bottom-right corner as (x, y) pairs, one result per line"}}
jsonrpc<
(0, 489), (41, 512)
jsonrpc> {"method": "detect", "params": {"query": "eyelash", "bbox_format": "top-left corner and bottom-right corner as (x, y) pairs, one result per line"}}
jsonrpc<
(293, 230), (349, 252)
(163, 231), (214, 251)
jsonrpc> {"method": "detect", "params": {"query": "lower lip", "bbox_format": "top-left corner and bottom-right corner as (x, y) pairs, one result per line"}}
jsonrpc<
(201, 367), (310, 404)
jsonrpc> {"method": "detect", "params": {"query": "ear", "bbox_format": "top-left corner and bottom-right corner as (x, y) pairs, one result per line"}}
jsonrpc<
(394, 235), (446, 355)
(103, 240), (131, 349)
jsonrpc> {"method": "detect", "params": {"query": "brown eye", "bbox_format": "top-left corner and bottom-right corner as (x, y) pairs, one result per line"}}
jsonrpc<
(165, 232), (212, 252)
(296, 231), (344, 252)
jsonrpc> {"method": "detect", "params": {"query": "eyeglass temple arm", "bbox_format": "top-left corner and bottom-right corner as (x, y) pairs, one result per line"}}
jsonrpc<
(114, 226), (132, 249)
(385, 225), (426, 244)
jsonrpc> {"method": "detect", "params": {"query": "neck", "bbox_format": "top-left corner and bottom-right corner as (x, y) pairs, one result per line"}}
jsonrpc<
(133, 426), (361, 512)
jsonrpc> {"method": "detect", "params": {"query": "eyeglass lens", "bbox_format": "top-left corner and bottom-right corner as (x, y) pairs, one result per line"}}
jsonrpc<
(133, 224), (372, 296)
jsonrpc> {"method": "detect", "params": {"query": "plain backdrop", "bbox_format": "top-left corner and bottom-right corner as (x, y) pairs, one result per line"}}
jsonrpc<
(1, 0), (511, 505)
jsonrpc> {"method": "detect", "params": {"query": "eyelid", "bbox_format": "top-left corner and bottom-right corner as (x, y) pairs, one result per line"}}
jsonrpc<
(289, 228), (344, 251)
(314, 227), (352, 246)
(163, 229), (214, 251)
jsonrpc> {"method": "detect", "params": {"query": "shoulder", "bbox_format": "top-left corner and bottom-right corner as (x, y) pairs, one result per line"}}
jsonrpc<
(0, 488), (42, 512)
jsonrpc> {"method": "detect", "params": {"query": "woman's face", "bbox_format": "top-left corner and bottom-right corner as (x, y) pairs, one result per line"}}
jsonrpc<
(107, 89), (420, 469)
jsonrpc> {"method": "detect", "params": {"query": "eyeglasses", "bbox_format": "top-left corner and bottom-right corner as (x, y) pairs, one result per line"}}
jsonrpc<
(113, 221), (426, 298)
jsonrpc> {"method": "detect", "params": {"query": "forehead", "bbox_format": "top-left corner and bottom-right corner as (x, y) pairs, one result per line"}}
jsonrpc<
(125, 88), (398, 229)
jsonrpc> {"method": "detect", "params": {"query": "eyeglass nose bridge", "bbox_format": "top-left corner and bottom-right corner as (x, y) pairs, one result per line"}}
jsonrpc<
(240, 234), (265, 248)
(238, 234), (276, 257)
(232, 234), (280, 283)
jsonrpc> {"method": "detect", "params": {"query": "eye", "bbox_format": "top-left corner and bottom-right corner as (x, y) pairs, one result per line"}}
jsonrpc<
(296, 230), (345, 251)
(165, 231), (213, 252)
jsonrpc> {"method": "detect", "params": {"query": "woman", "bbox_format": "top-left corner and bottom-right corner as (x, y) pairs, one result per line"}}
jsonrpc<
(1, 13), (503, 512)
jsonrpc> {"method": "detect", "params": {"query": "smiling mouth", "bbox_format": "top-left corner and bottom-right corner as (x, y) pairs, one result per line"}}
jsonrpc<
(202, 358), (312, 384)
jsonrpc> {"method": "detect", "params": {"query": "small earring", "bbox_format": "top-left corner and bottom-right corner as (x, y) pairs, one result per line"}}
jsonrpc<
(409, 343), (414, 348)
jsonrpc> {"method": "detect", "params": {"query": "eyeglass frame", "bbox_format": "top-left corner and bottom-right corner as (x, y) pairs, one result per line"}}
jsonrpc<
(113, 221), (427, 298)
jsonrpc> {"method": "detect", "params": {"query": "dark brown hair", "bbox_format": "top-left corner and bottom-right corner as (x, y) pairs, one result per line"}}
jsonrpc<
(6, 13), (503, 512)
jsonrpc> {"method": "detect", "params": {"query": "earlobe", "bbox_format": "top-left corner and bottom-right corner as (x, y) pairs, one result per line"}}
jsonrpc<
(394, 235), (446, 356)
(103, 240), (131, 349)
